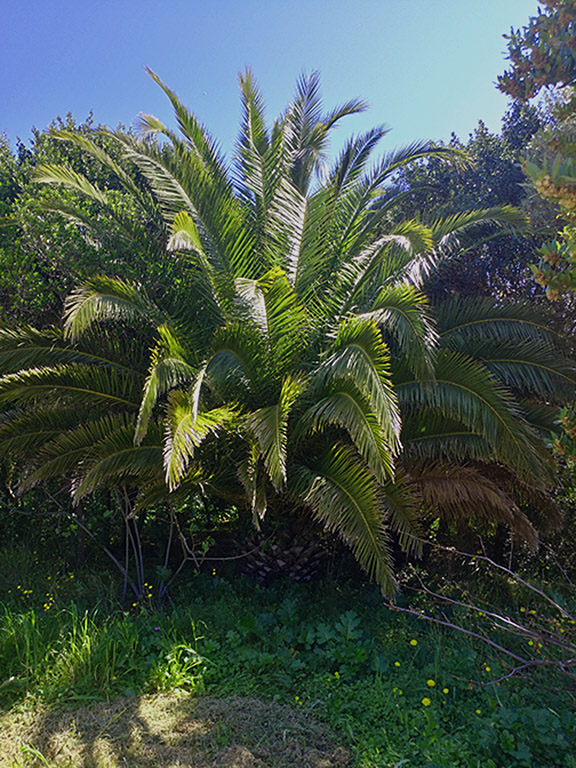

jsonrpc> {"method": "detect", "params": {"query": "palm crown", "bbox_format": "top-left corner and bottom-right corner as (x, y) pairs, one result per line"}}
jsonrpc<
(0, 70), (572, 594)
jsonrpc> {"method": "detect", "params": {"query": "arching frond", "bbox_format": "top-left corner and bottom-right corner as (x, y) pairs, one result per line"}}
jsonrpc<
(18, 413), (138, 491)
(397, 350), (554, 481)
(360, 284), (438, 379)
(0, 365), (141, 410)
(401, 410), (493, 464)
(72, 424), (164, 502)
(208, 322), (269, 403)
(34, 163), (153, 245)
(437, 298), (566, 348)
(245, 375), (306, 491)
(164, 390), (239, 491)
(135, 325), (195, 444)
(319, 317), (401, 451)
(64, 276), (165, 340)
(411, 461), (539, 547)
(381, 471), (423, 556)
(33, 163), (108, 204)
(292, 445), (396, 594)
(329, 220), (434, 315)
(329, 127), (389, 197)
(145, 67), (231, 187)
(468, 339), (576, 402)
(298, 378), (394, 483)
(430, 205), (528, 253)
(283, 71), (367, 194)
(0, 406), (89, 458)
(50, 129), (160, 217)
(0, 326), (133, 375)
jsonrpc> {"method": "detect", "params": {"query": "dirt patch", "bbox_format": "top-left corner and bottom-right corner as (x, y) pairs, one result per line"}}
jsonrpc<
(0, 694), (352, 767)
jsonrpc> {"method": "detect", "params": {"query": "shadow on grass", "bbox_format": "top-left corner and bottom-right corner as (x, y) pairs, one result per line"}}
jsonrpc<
(1, 694), (352, 768)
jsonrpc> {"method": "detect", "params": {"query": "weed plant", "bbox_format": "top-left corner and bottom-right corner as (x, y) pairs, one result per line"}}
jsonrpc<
(0, 550), (575, 767)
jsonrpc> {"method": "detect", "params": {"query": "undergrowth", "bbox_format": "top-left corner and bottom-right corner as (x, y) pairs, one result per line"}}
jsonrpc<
(0, 550), (575, 768)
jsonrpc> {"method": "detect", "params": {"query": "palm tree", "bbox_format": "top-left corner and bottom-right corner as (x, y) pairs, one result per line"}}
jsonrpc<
(0, 70), (572, 594)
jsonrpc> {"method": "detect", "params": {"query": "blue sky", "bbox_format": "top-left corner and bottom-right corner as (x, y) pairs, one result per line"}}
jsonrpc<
(1, 0), (539, 158)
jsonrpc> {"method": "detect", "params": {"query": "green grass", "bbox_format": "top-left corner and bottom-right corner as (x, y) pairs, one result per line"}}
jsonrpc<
(0, 554), (575, 767)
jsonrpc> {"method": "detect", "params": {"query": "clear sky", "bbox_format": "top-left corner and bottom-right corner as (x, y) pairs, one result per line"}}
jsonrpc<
(1, 0), (539, 159)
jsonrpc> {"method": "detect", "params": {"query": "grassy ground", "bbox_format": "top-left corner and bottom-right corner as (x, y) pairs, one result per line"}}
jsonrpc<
(0, 547), (575, 767)
(1, 694), (350, 767)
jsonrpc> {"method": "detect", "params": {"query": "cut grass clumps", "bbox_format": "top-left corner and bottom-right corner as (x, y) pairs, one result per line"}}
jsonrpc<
(0, 694), (351, 768)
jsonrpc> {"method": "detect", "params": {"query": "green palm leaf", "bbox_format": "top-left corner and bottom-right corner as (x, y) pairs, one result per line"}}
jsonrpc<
(164, 390), (239, 490)
(320, 317), (401, 451)
(397, 350), (554, 481)
(0, 365), (141, 410)
(0, 326), (140, 374)
(292, 445), (396, 594)
(437, 298), (565, 347)
(135, 326), (196, 445)
(245, 375), (306, 491)
(298, 378), (394, 483)
(64, 276), (165, 341)
(360, 284), (438, 378)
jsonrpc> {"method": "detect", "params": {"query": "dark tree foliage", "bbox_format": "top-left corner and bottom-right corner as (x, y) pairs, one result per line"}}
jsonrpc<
(0, 116), (184, 327)
(393, 103), (545, 299)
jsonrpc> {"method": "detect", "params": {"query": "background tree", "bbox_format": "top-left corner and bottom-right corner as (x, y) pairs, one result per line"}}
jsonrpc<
(392, 103), (545, 299)
(0, 116), (191, 327)
(499, 0), (576, 457)
(497, 0), (576, 103)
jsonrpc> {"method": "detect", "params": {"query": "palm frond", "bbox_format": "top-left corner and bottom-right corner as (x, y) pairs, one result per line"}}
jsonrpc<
(135, 325), (195, 444)
(298, 378), (394, 483)
(208, 322), (269, 403)
(259, 268), (309, 373)
(411, 461), (539, 547)
(401, 410), (493, 464)
(245, 375), (306, 491)
(72, 424), (164, 502)
(329, 127), (389, 197)
(430, 205), (528, 252)
(291, 445), (396, 594)
(360, 284), (438, 378)
(319, 317), (401, 452)
(33, 163), (108, 204)
(329, 220), (434, 314)
(64, 276), (165, 341)
(145, 67), (230, 187)
(51, 129), (160, 218)
(0, 406), (88, 458)
(437, 298), (566, 347)
(0, 364), (141, 410)
(19, 413), (137, 491)
(397, 350), (554, 481)
(469, 339), (576, 402)
(0, 326), (139, 375)
(381, 472), (423, 556)
(164, 390), (239, 490)
(238, 440), (268, 526)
